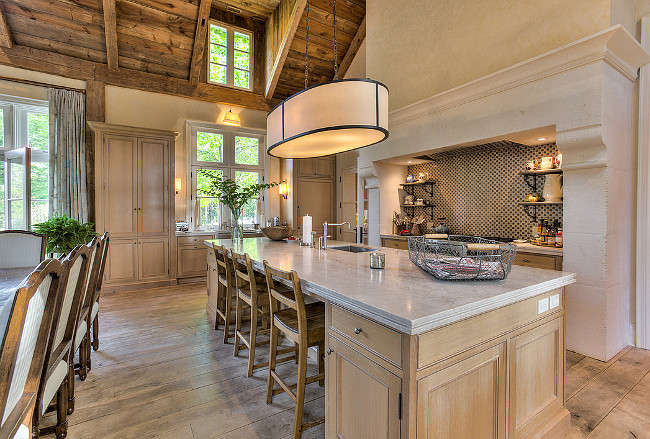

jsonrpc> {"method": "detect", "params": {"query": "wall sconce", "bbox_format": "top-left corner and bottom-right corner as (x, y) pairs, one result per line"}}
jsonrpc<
(175, 178), (182, 194)
(222, 109), (241, 126)
(279, 181), (289, 199)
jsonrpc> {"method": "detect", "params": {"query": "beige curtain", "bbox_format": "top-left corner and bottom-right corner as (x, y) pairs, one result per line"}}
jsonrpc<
(48, 88), (88, 222)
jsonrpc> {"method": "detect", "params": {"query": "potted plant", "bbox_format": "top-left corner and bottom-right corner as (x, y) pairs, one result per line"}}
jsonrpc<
(201, 176), (279, 240)
(33, 215), (97, 255)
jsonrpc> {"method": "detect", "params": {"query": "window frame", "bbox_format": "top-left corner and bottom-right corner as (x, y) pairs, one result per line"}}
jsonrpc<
(207, 21), (254, 92)
(186, 121), (266, 231)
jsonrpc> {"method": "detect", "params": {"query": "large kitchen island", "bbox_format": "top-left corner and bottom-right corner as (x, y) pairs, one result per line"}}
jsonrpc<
(205, 238), (576, 439)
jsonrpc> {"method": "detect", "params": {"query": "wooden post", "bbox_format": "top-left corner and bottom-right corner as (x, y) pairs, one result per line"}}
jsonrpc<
(85, 80), (105, 224)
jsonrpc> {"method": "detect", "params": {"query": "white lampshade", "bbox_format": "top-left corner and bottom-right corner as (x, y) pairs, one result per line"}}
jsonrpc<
(267, 79), (389, 158)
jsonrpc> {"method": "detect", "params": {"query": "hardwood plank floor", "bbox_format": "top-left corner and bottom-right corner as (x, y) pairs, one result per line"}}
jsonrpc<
(57, 283), (648, 438)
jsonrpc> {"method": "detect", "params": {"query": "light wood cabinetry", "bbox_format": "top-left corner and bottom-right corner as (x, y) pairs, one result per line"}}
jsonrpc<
(177, 244), (209, 278)
(382, 237), (408, 250)
(91, 122), (177, 293)
(297, 157), (335, 178)
(325, 288), (569, 439)
(327, 335), (402, 439)
(514, 251), (563, 270)
(293, 157), (336, 236)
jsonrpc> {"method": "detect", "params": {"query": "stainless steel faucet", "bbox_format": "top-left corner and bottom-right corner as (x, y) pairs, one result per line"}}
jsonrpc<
(322, 221), (351, 248)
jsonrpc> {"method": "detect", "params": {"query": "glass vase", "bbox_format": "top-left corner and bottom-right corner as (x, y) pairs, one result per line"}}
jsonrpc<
(230, 207), (244, 241)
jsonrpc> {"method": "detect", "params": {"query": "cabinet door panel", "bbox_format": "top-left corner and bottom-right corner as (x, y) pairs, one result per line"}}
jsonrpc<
(508, 317), (564, 439)
(139, 238), (169, 280)
(177, 246), (209, 278)
(138, 138), (169, 236)
(103, 135), (137, 237)
(316, 157), (334, 177)
(327, 335), (401, 439)
(296, 158), (315, 177)
(297, 179), (332, 235)
(105, 239), (138, 284)
(417, 342), (507, 439)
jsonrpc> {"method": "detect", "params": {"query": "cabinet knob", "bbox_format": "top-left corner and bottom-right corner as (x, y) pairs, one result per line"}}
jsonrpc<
(353, 327), (363, 334)
(133, 208), (137, 211)
(326, 348), (334, 355)
(523, 259), (530, 263)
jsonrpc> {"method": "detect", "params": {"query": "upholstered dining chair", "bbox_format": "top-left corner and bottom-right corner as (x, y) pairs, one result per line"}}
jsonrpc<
(263, 261), (325, 439)
(32, 245), (91, 438)
(0, 231), (46, 269)
(0, 259), (63, 439)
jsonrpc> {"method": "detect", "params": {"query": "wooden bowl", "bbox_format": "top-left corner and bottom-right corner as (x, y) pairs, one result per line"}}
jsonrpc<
(261, 226), (294, 241)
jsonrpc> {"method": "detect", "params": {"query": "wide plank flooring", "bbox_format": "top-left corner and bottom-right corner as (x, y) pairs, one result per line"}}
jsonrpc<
(59, 283), (648, 438)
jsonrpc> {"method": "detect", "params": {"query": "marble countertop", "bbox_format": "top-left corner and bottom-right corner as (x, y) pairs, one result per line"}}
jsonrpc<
(206, 238), (575, 335)
(380, 234), (563, 256)
(176, 230), (262, 236)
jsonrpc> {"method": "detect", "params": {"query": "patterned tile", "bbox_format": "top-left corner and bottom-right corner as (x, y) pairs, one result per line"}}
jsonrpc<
(406, 143), (562, 239)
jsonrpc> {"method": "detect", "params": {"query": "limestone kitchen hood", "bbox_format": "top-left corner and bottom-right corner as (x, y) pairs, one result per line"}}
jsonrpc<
(357, 26), (650, 361)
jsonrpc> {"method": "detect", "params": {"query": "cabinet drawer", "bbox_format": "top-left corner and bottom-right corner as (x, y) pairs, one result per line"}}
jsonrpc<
(331, 305), (401, 365)
(382, 238), (408, 250)
(514, 253), (557, 270)
(177, 235), (213, 245)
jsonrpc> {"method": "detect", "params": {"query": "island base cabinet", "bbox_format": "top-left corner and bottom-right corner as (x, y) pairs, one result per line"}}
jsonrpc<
(326, 335), (402, 439)
(416, 342), (507, 439)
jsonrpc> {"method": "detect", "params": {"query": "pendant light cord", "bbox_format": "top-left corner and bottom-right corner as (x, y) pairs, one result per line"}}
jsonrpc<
(305, 0), (310, 89)
(333, 0), (338, 80)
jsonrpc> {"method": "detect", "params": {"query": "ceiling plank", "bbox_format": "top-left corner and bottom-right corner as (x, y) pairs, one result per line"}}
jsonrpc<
(188, 0), (212, 85)
(102, 0), (119, 70)
(337, 15), (363, 79)
(0, 0), (13, 48)
(0, 43), (269, 111)
(265, 0), (307, 100)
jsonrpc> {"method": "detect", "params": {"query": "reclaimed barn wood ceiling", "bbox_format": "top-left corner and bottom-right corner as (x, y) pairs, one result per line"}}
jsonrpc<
(0, 0), (365, 110)
(270, 0), (365, 106)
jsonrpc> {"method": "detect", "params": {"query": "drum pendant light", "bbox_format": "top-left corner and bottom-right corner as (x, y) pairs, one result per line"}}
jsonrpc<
(266, 0), (389, 158)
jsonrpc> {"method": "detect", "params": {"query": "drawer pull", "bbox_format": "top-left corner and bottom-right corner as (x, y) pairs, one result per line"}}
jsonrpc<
(326, 348), (334, 355)
(353, 327), (363, 334)
(522, 259), (530, 263)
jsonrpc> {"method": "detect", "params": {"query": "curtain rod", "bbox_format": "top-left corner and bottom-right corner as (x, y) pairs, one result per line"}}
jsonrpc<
(0, 75), (86, 93)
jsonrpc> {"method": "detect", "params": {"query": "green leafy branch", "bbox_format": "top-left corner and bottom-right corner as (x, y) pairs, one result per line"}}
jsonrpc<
(201, 174), (280, 211)
(33, 215), (96, 254)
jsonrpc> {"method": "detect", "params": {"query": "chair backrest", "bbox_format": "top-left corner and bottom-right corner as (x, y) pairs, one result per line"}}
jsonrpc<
(91, 233), (109, 305)
(213, 245), (233, 289)
(0, 259), (63, 433)
(231, 250), (260, 301)
(263, 261), (307, 337)
(0, 231), (46, 269)
(79, 237), (102, 313)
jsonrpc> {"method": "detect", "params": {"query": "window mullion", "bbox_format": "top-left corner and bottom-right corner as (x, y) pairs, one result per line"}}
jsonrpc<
(227, 28), (234, 87)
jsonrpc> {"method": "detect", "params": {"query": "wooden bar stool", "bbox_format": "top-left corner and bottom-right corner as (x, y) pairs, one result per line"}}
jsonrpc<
(232, 250), (295, 377)
(212, 244), (236, 343)
(264, 260), (325, 439)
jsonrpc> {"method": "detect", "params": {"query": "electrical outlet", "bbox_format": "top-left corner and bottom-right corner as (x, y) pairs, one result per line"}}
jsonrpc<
(538, 297), (550, 314)
(550, 294), (560, 309)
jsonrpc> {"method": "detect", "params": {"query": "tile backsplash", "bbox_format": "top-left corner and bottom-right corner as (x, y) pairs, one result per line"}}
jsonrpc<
(406, 142), (562, 239)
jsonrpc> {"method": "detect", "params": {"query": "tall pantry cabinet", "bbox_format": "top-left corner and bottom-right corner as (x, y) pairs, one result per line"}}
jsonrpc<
(90, 122), (178, 293)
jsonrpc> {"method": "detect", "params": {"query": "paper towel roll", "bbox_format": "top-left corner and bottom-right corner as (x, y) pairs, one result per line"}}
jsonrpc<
(260, 213), (265, 228)
(302, 215), (312, 244)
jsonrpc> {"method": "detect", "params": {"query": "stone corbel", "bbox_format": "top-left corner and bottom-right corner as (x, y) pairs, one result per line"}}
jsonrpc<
(556, 124), (607, 171)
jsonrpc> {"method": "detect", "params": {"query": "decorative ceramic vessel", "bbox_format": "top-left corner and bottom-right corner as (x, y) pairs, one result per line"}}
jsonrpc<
(542, 174), (563, 202)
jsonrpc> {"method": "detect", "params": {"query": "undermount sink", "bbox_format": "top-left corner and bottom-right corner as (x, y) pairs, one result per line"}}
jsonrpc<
(329, 245), (379, 253)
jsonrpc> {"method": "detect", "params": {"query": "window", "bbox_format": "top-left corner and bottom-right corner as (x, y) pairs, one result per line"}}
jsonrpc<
(0, 97), (49, 230)
(208, 22), (253, 90)
(188, 122), (264, 230)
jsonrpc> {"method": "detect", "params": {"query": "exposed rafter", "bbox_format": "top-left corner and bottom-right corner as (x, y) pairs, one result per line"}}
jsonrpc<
(188, 0), (212, 85)
(0, 44), (269, 111)
(265, 0), (307, 100)
(337, 15), (365, 79)
(102, 0), (118, 70)
(0, 0), (13, 48)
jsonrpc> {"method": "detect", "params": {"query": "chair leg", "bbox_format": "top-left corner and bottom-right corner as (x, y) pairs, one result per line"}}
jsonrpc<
(234, 295), (242, 357)
(266, 323), (279, 404)
(247, 303), (258, 377)
(318, 341), (325, 387)
(78, 336), (87, 381)
(55, 379), (68, 439)
(215, 281), (223, 331)
(293, 343), (308, 439)
(223, 287), (233, 344)
(67, 361), (75, 415)
(85, 327), (92, 371)
(91, 314), (99, 351)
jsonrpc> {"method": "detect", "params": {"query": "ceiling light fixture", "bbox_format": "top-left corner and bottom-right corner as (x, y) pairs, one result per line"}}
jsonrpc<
(223, 109), (241, 126)
(266, 0), (388, 158)
(537, 137), (546, 141)
(407, 160), (412, 164)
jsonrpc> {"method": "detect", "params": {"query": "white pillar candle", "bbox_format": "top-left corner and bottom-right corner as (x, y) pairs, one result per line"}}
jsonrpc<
(302, 215), (313, 245)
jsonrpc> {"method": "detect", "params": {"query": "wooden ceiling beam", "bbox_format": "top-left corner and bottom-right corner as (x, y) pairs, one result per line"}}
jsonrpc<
(265, 0), (307, 100)
(337, 15), (364, 79)
(0, 0), (13, 48)
(102, 0), (118, 70)
(188, 0), (211, 85)
(0, 44), (269, 111)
